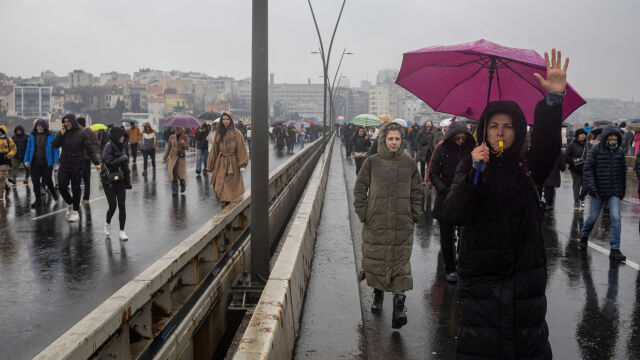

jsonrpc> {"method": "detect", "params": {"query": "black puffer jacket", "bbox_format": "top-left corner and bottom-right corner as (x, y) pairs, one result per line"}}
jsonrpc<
(51, 114), (100, 172)
(101, 127), (131, 187)
(583, 125), (626, 199)
(443, 99), (561, 359)
(12, 125), (28, 162)
(428, 122), (474, 220)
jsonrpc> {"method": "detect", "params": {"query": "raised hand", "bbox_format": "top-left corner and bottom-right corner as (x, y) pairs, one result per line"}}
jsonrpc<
(533, 48), (569, 94)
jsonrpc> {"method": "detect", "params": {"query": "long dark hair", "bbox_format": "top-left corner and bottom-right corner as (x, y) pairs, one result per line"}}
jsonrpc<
(216, 112), (235, 152)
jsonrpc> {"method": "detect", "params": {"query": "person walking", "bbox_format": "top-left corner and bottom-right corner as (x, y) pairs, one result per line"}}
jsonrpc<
(52, 114), (101, 222)
(0, 125), (17, 202)
(443, 48), (568, 359)
(344, 124), (355, 158)
(428, 122), (474, 283)
(77, 117), (100, 204)
(566, 129), (588, 210)
(194, 123), (209, 175)
(24, 119), (59, 208)
(298, 126), (307, 149)
(140, 122), (157, 176)
(580, 124), (627, 262)
(101, 126), (132, 240)
(351, 127), (371, 175)
(206, 113), (248, 207)
(353, 121), (423, 329)
(127, 122), (142, 163)
(163, 127), (189, 196)
(407, 122), (420, 159)
(163, 127), (173, 149)
(9, 125), (29, 185)
(285, 124), (297, 154)
(415, 121), (436, 179)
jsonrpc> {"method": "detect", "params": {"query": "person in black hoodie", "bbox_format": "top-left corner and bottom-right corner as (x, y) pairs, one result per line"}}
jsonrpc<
(101, 126), (131, 240)
(443, 48), (568, 359)
(194, 123), (209, 174)
(51, 114), (101, 222)
(350, 127), (371, 175)
(566, 128), (588, 210)
(9, 125), (29, 184)
(428, 122), (474, 283)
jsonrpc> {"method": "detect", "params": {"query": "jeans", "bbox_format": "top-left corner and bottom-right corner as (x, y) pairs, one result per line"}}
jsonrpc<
(299, 135), (306, 148)
(142, 148), (156, 171)
(581, 195), (621, 249)
(58, 169), (82, 211)
(196, 148), (209, 171)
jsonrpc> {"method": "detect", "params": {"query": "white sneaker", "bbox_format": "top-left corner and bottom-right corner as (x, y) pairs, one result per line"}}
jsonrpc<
(65, 205), (73, 218)
(119, 230), (128, 241)
(68, 211), (80, 222)
(104, 223), (111, 236)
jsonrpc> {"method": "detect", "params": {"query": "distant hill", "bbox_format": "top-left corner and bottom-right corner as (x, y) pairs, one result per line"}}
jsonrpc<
(566, 98), (640, 124)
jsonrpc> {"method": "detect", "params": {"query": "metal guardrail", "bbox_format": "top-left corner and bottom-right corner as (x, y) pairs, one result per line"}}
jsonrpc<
(34, 136), (326, 360)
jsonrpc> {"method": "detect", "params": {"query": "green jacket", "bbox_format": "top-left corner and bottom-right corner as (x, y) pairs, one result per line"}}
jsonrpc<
(353, 129), (423, 292)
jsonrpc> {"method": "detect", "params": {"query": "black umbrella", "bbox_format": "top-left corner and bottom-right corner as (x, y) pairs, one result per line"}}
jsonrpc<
(198, 111), (221, 121)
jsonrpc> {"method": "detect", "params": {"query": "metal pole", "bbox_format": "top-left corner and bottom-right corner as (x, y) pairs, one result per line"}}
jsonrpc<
(251, 0), (269, 282)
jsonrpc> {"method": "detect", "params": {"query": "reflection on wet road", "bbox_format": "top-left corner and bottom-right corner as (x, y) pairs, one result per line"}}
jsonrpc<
(0, 145), (296, 360)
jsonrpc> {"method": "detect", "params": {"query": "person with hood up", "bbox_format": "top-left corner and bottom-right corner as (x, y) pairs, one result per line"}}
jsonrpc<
(24, 119), (59, 208)
(0, 125), (17, 201)
(566, 128), (589, 210)
(415, 121), (436, 179)
(428, 122), (474, 283)
(127, 122), (142, 163)
(442, 48), (568, 359)
(77, 117), (100, 204)
(580, 124), (627, 262)
(140, 122), (157, 176)
(353, 121), (423, 329)
(407, 122), (420, 159)
(350, 126), (371, 175)
(206, 112), (248, 207)
(51, 114), (101, 222)
(9, 125), (29, 185)
(101, 126), (132, 240)
(194, 123), (209, 175)
(163, 127), (189, 196)
(285, 124), (297, 154)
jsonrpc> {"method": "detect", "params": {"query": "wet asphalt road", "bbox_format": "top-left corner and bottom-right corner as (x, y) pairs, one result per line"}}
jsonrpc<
(0, 144), (298, 360)
(339, 144), (640, 360)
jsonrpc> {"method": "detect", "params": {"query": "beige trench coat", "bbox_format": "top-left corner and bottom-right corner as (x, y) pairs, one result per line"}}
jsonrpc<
(163, 133), (189, 180)
(206, 127), (249, 202)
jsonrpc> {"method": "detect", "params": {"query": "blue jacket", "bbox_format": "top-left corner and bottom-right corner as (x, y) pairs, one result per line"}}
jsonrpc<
(24, 134), (59, 167)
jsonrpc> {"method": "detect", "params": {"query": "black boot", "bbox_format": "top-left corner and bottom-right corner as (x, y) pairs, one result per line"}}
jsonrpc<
(392, 294), (407, 329)
(180, 179), (186, 193)
(579, 236), (588, 249)
(609, 249), (626, 262)
(371, 289), (383, 313)
(31, 200), (41, 208)
(172, 180), (178, 196)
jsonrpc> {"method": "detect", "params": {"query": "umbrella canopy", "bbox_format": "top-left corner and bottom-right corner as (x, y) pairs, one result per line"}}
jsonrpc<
(396, 39), (586, 125)
(378, 115), (394, 123)
(305, 120), (316, 126)
(351, 114), (383, 127)
(120, 118), (139, 124)
(163, 115), (202, 128)
(198, 111), (221, 121)
(90, 123), (107, 131)
(626, 123), (640, 132)
(213, 117), (221, 123)
(393, 119), (408, 128)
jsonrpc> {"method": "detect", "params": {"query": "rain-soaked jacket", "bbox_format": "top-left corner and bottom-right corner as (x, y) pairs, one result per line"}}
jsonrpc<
(353, 123), (423, 292)
(582, 124), (626, 199)
(0, 126), (17, 166)
(51, 114), (100, 172)
(443, 99), (561, 359)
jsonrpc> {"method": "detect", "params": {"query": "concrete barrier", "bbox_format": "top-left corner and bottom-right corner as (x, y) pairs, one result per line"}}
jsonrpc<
(232, 135), (335, 360)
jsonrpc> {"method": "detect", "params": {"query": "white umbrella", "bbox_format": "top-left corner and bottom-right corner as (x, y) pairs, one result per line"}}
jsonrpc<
(393, 119), (408, 128)
(213, 117), (221, 123)
(438, 118), (454, 128)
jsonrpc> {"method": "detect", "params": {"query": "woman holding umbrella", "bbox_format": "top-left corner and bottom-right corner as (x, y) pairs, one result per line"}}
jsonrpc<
(162, 127), (189, 196)
(206, 113), (248, 208)
(443, 49), (569, 359)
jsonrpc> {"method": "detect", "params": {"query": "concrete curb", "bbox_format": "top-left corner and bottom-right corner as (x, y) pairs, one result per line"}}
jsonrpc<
(233, 136), (335, 360)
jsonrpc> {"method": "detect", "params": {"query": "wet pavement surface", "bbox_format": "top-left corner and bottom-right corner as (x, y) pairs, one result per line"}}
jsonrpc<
(334, 143), (640, 360)
(0, 144), (300, 360)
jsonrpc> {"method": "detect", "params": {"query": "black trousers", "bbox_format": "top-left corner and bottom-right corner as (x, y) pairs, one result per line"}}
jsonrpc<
(172, 166), (185, 194)
(130, 143), (138, 162)
(82, 159), (91, 200)
(419, 161), (426, 180)
(58, 169), (82, 210)
(355, 156), (366, 175)
(104, 182), (126, 230)
(439, 220), (457, 274)
(543, 186), (556, 208)
(30, 162), (55, 199)
(570, 170), (588, 203)
(142, 148), (156, 170)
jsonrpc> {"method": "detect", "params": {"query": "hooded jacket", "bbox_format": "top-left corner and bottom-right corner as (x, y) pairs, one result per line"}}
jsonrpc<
(51, 114), (100, 172)
(583, 124), (626, 199)
(0, 125), (17, 166)
(24, 120), (59, 167)
(12, 126), (28, 162)
(428, 122), (474, 220)
(100, 126), (130, 187)
(353, 122), (423, 292)
(443, 99), (561, 359)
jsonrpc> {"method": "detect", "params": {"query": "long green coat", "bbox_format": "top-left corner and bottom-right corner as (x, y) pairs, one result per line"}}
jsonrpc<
(353, 132), (423, 292)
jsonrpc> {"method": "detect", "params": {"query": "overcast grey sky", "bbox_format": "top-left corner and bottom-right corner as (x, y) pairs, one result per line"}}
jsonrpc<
(1, 0), (638, 100)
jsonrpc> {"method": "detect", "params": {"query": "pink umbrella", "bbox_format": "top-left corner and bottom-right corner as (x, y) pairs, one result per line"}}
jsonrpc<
(396, 39), (586, 125)
(163, 115), (202, 128)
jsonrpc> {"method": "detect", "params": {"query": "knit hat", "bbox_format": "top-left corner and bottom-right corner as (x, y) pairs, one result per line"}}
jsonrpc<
(574, 129), (586, 137)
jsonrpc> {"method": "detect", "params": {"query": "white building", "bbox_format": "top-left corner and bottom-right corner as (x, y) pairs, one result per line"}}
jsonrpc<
(11, 85), (53, 118)
(122, 112), (157, 131)
(271, 83), (324, 119)
(369, 86), (390, 116)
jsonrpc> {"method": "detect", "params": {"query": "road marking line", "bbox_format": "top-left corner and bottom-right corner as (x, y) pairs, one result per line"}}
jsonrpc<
(31, 196), (107, 221)
(586, 240), (640, 271)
